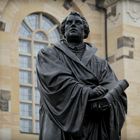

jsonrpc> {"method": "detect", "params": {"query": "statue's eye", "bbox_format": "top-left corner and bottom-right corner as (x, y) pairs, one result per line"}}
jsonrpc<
(76, 20), (82, 25)
(66, 20), (72, 25)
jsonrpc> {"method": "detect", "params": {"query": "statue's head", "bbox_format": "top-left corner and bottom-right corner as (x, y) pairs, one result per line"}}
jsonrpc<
(60, 11), (90, 42)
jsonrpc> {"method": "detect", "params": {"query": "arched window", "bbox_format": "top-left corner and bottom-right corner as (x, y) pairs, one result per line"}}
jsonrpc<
(18, 12), (60, 133)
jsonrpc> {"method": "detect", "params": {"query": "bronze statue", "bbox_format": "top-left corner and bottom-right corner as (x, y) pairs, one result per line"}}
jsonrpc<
(36, 11), (128, 140)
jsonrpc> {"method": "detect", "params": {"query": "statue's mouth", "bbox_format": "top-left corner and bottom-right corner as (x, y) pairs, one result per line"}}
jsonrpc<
(70, 28), (77, 32)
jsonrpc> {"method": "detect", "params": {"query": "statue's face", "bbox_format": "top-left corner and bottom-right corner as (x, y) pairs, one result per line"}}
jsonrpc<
(64, 14), (84, 42)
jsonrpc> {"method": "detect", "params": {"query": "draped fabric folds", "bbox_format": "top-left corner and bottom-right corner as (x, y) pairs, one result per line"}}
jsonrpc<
(36, 41), (127, 140)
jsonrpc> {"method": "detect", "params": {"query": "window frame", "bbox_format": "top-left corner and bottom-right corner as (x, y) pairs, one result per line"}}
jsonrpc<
(19, 12), (60, 134)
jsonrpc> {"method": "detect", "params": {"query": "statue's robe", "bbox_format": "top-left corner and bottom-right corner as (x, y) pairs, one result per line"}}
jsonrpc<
(36, 41), (127, 140)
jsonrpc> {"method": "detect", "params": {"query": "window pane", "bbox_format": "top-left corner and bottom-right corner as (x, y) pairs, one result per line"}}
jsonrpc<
(24, 14), (39, 30)
(20, 86), (32, 101)
(35, 72), (37, 87)
(19, 70), (32, 84)
(34, 31), (48, 41)
(20, 119), (32, 133)
(35, 105), (39, 120)
(35, 121), (39, 133)
(48, 29), (60, 43)
(41, 16), (54, 30)
(19, 40), (31, 54)
(35, 89), (40, 104)
(34, 58), (36, 69)
(34, 42), (47, 56)
(19, 55), (32, 69)
(19, 22), (32, 38)
(20, 103), (32, 117)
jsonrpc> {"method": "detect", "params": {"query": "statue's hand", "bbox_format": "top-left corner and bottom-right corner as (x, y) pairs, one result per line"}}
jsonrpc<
(89, 85), (108, 99)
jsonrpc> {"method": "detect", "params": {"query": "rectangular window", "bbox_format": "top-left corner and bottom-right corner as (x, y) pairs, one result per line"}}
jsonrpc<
(34, 58), (36, 67)
(35, 105), (39, 120)
(20, 103), (32, 117)
(35, 121), (39, 133)
(19, 40), (31, 54)
(20, 86), (32, 101)
(19, 70), (32, 84)
(20, 119), (32, 133)
(19, 55), (31, 69)
(35, 72), (37, 87)
(35, 88), (40, 104)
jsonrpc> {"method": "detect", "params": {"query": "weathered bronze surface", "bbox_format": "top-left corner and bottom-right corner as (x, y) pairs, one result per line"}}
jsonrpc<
(36, 11), (128, 140)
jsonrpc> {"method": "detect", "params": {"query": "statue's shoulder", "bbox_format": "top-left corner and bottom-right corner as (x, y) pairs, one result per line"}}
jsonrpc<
(39, 43), (58, 56)
(53, 40), (68, 49)
(85, 42), (106, 63)
(85, 42), (97, 53)
(86, 43), (107, 65)
(95, 55), (106, 63)
(95, 55), (110, 71)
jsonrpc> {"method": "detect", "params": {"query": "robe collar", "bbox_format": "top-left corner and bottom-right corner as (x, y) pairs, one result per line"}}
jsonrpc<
(54, 41), (97, 66)
(81, 42), (97, 65)
(54, 41), (99, 84)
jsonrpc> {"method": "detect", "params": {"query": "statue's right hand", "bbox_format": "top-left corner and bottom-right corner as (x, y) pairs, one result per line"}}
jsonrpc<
(88, 85), (108, 99)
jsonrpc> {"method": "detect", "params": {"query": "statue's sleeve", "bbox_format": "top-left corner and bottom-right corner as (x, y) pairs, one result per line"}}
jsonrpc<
(36, 48), (94, 133)
(99, 60), (127, 111)
(99, 60), (118, 87)
(99, 60), (127, 136)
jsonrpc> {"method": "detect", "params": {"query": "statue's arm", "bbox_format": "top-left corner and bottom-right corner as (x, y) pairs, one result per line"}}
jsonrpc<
(87, 59), (128, 113)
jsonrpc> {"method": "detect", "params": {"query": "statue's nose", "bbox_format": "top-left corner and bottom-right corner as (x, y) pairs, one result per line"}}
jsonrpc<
(71, 22), (76, 27)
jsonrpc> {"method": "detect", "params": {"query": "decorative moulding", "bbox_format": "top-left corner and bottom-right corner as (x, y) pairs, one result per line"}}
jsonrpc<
(104, 0), (119, 8)
(126, 0), (140, 22)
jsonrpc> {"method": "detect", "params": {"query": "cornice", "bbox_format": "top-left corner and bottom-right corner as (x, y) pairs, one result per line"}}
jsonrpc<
(96, 0), (119, 8)
(104, 0), (119, 7)
(101, 0), (140, 8)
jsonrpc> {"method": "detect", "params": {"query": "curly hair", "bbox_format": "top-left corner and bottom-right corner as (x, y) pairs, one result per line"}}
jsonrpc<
(60, 11), (90, 39)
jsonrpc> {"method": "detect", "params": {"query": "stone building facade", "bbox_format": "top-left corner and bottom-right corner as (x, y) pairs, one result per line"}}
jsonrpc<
(0, 0), (140, 140)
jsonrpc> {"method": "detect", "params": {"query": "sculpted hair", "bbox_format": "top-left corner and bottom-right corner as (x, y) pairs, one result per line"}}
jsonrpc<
(60, 11), (90, 39)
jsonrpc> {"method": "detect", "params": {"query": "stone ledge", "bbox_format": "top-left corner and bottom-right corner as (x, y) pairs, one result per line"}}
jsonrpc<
(108, 49), (134, 64)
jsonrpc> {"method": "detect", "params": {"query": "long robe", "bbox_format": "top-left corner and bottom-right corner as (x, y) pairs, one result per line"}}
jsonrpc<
(36, 41), (127, 140)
